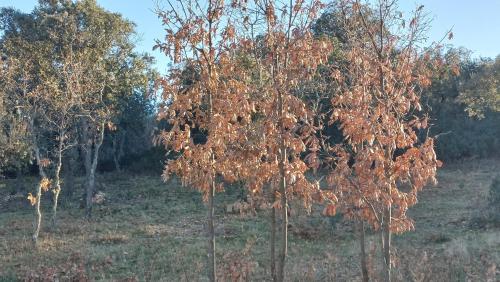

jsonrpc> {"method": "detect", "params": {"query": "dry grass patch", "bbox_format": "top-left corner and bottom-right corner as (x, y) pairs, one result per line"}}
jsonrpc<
(0, 159), (499, 280)
(91, 234), (129, 245)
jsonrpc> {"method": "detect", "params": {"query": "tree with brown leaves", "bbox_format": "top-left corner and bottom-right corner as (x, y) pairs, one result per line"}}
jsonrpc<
(235, 1), (336, 280)
(155, 1), (254, 281)
(325, 1), (446, 281)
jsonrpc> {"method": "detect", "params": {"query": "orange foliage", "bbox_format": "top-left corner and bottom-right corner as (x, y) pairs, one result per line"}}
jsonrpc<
(156, 0), (254, 199)
(235, 0), (337, 211)
(326, 0), (443, 233)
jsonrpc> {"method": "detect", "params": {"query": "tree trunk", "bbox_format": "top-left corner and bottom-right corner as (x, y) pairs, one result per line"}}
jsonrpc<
(81, 119), (92, 218)
(86, 126), (104, 219)
(112, 131), (125, 172)
(82, 119), (105, 219)
(32, 153), (46, 245)
(112, 136), (120, 172)
(375, 8), (391, 280)
(277, 150), (287, 282)
(359, 220), (369, 282)
(379, 217), (385, 279)
(51, 185), (61, 228)
(271, 190), (277, 281)
(63, 154), (74, 199)
(207, 178), (216, 282)
(276, 71), (288, 281)
(32, 180), (43, 244)
(85, 159), (94, 219)
(113, 152), (121, 172)
(51, 134), (64, 228)
(30, 121), (46, 246)
(382, 205), (392, 282)
(15, 168), (25, 192)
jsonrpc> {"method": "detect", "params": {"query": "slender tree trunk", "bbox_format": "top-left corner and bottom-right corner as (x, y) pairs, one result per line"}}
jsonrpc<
(82, 119), (105, 219)
(87, 128), (104, 219)
(271, 190), (277, 281)
(276, 2), (294, 276)
(83, 146), (93, 218)
(81, 119), (92, 218)
(52, 134), (64, 228)
(32, 150), (46, 244)
(206, 85), (216, 281)
(51, 184), (61, 227)
(84, 164), (92, 218)
(382, 205), (392, 282)
(206, 95), (216, 281)
(113, 156), (120, 172)
(359, 220), (369, 282)
(63, 154), (74, 199)
(85, 163), (95, 219)
(276, 84), (288, 282)
(30, 120), (46, 245)
(33, 179), (43, 244)
(112, 131), (125, 172)
(379, 214), (385, 279)
(205, 6), (217, 279)
(112, 136), (121, 172)
(277, 147), (287, 282)
(208, 177), (216, 282)
(51, 181), (61, 228)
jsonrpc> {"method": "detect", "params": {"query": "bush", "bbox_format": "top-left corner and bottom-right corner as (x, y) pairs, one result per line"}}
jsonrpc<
(121, 146), (166, 174)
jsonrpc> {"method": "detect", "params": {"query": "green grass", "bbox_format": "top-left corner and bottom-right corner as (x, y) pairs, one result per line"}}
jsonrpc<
(0, 159), (499, 281)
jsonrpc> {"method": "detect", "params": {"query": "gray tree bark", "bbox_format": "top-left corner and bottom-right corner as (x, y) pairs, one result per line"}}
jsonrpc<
(31, 128), (47, 245)
(81, 119), (105, 219)
(359, 220), (369, 282)
(271, 192), (277, 281)
(112, 130), (125, 172)
(51, 129), (64, 228)
(277, 145), (288, 282)
(62, 153), (75, 199)
(208, 178), (216, 282)
(382, 206), (392, 282)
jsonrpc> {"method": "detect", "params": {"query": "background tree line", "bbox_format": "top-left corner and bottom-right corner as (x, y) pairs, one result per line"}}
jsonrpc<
(1, 1), (498, 183)
(0, 0), (160, 240)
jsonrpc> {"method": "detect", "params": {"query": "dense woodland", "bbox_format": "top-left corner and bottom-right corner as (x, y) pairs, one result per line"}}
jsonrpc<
(0, 0), (499, 281)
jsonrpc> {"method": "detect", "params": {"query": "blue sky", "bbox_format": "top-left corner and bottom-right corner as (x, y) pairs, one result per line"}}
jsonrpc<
(1, 0), (499, 73)
(398, 0), (500, 59)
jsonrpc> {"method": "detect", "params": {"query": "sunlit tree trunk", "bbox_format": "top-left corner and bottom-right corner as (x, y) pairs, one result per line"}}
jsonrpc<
(82, 119), (105, 219)
(30, 120), (46, 245)
(271, 191), (277, 281)
(359, 220), (369, 282)
(207, 84), (216, 281)
(382, 205), (392, 282)
(51, 129), (64, 228)
(277, 89), (288, 282)
(81, 120), (93, 219)
(207, 11), (216, 276)
(33, 179), (43, 244)
(208, 178), (216, 282)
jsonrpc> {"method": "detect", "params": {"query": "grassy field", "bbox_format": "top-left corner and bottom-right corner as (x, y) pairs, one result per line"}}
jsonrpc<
(0, 159), (499, 281)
